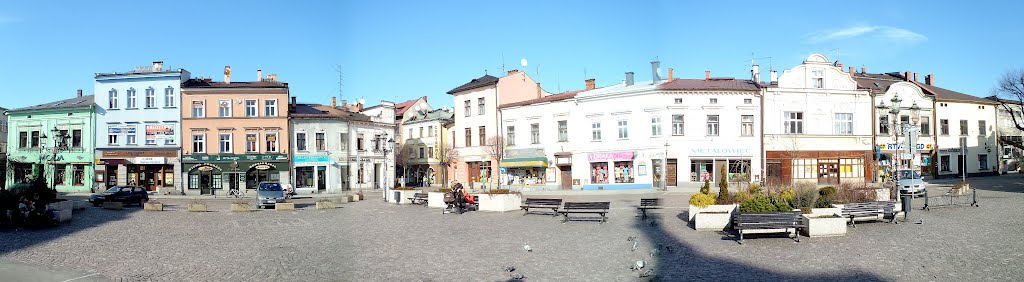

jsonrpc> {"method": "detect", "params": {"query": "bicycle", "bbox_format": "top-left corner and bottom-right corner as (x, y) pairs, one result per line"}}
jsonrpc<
(228, 188), (242, 198)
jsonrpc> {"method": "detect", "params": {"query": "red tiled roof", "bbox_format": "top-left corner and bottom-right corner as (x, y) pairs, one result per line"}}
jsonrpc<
(394, 96), (426, 117)
(499, 90), (583, 109)
(657, 78), (760, 91)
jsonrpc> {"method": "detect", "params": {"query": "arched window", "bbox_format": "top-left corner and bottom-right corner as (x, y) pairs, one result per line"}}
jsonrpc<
(127, 88), (137, 108)
(164, 86), (176, 107)
(145, 87), (156, 108)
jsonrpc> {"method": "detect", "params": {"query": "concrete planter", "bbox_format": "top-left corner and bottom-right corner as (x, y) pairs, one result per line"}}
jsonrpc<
(427, 192), (448, 208)
(103, 202), (124, 210)
(51, 200), (73, 211)
(276, 202), (296, 211)
(187, 203), (208, 212)
(694, 211), (732, 231)
(390, 190), (423, 204)
(54, 209), (72, 223)
(802, 214), (847, 237)
(316, 201), (337, 209)
(230, 203), (252, 212)
(478, 194), (523, 212)
(688, 204), (737, 221)
(351, 194), (362, 201)
(73, 200), (89, 210)
(794, 207), (841, 218)
(144, 203), (164, 211)
(337, 196), (349, 204)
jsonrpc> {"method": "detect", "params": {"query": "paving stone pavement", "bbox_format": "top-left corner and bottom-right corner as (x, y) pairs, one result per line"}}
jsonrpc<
(1, 175), (1022, 281)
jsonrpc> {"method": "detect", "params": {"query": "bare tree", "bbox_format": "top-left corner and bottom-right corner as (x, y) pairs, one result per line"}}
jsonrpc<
(994, 69), (1024, 149)
(483, 136), (506, 189)
(439, 143), (459, 188)
(393, 142), (413, 187)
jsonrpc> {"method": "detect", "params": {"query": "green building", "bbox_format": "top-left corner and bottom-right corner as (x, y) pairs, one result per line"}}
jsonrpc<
(4, 93), (97, 193)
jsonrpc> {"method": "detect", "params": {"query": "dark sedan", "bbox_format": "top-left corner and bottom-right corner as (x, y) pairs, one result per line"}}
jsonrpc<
(89, 186), (150, 206)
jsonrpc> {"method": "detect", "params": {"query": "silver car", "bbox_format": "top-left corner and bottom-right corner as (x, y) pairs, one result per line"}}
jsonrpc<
(256, 182), (286, 209)
(896, 169), (927, 195)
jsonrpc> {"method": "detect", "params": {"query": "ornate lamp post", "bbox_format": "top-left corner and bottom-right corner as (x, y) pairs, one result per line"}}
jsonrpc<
(876, 96), (921, 198)
(374, 131), (395, 202)
(40, 126), (70, 191)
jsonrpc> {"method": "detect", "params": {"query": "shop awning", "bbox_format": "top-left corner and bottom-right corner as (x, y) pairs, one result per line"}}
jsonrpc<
(501, 157), (547, 168)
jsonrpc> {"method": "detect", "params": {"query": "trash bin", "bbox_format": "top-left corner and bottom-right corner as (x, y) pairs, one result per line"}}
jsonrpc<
(901, 194), (912, 220)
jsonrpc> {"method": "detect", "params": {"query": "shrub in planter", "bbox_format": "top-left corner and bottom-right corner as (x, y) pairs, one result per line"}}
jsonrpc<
(791, 186), (818, 212)
(689, 193), (715, 208)
(747, 183), (763, 194)
(739, 196), (776, 213)
(717, 166), (729, 202)
(699, 180), (711, 195)
(815, 187), (837, 208)
(769, 194), (792, 211)
(836, 182), (874, 203)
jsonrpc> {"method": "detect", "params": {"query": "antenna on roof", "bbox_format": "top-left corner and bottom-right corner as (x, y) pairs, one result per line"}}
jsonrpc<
(501, 52), (506, 74)
(830, 48), (840, 62)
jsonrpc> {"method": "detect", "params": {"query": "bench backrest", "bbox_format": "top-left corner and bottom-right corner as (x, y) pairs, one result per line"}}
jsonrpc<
(639, 198), (660, 207)
(733, 212), (802, 224)
(524, 198), (563, 206)
(843, 201), (893, 211)
(564, 202), (610, 210)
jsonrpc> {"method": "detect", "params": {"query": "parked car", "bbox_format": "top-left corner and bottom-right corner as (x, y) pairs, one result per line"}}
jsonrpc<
(896, 169), (927, 195)
(89, 186), (149, 206)
(256, 182), (286, 209)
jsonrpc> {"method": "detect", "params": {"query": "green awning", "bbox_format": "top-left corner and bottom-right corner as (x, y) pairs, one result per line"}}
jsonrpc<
(501, 157), (548, 168)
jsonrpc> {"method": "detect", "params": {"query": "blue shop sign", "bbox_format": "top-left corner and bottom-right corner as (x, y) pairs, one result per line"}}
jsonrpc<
(294, 155), (331, 164)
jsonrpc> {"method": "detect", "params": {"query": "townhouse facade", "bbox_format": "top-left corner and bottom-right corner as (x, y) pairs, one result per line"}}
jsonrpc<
(4, 93), (97, 192)
(989, 97), (1023, 170)
(346, 118), (396, 191)
(93, 62), (189, 194)
(400, 107), (453, 187)
(290, 100), (354, 194)
(918, 76), (1000, 178)
(764, 54), (874, 186)
(179, 69), (290, 195)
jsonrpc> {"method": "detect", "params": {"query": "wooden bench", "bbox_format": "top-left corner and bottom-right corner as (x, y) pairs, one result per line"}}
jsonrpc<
(558, 202), (610, 223)
(732, 211), (805, 244)
(407, 193), (428, 205)
(636, 198), (661, 219)
(841, 201), (896, 227)
(520, 198), (562, 216)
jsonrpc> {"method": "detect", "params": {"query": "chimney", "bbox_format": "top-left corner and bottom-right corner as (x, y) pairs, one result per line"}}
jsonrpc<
(667, 68), (674, 82)
(267, 74), (277, 81)
(224, 66), (231, 83)
(152, 61), (163, 72)
(705, 70), (710, 81)
(925, 73), (934, 85)
(291, 96), (296, 106)
(837, 63), (844, 70)
(751, 64), (760, 82)
(585, 79), (596, 90)
(848, 66), (854, 77)
(507, 69), (519, 76)
(625, 72), (634, 86)
(76, 89), (83, 98)
(257, 69), (263, 81)
(536, 82), (541, 97)
(861, 66), (866, 74)
(341, 99), (348, 110)
(904, 71), (911, 81)
(651, 61), (661, 84)
(331, 96), (337, 107)
(770, 70), (778, 83)
(913, 72), (918, 82)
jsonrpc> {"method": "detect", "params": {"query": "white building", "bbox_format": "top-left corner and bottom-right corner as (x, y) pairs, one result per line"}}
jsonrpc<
(289, 100), (358, 194)
(855, 72), (936, 180)
(918, 75), (1000, 178)
(988, 96), (1023, 171)
(399, 107), (453, 187)
(764, 54), (874, 186)
(347, 117), (396, 191)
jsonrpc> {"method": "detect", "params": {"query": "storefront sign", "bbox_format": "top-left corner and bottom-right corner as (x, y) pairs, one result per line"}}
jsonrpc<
(181, 154), (288, 162)
(878, 143), (932, 151)
(146, 124), (176, 144)
(132, 157), (166, 164)
(294, 155), (331, 165)
(108, 126), (136, 134)
(251, 162), (276, 170)
(939, 148), (962, 153)
(505, 148), (545, 159)
(689, 148), (753, 157)
(189, 163), (221, 172)
(101, 150), (178, 158)
(588, 151), (634, 162)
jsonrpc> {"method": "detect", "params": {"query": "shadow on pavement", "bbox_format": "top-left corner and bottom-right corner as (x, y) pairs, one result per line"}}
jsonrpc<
(0, 200), (139, 256)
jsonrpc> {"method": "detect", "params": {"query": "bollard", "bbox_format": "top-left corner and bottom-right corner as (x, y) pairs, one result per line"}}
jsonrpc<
(923, 189), (929, 211)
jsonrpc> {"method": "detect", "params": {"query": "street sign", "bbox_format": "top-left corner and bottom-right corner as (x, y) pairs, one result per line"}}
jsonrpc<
(500, 167), (507, 174)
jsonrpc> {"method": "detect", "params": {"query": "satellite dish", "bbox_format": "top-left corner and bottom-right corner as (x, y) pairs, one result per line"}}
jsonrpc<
(520, 58), (528, 67)
(358, 98), (366, 105)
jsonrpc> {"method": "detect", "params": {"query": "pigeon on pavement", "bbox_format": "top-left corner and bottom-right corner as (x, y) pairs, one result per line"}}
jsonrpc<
(504, 266), (516, 272)
(631, 241), (639, 252)
(509, 272), (525, 280)
(627, 236), (637, 241)
(650, 248), (660, 257)
(524, 245), (533, 252)
(631, 260), (646, 270)
(639, 269), (654, 278)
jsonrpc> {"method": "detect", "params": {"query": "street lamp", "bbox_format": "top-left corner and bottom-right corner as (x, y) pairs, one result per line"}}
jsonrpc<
(374, 131), (395, 202)
(876, 96), (921, 199)
(40, 126), (70, 191)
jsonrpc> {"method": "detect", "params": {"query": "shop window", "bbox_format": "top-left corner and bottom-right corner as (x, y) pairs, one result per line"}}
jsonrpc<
(54, 165), (67, 185)
(839, 158), (864, 178)
(728, 160), (751, 182)
(296, 167), (315, 188)
(614, 161), (634, 183)
(979, 154), (988, 170)
(72, 164), (85, 186)
(13, 164), (32, 184)
(791, 159), (817, 180)
(163, 171), (174, 187)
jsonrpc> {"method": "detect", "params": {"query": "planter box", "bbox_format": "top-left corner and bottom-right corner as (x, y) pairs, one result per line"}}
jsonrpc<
(187, 203), (208, 212)
(694, 212), (732, 231)
(351, 194), (362, 202)
(316, 201), (337, 209)
(276, 202), (296, 211)
(73, 200), (89, 210)
(230, 203), (252, 212)
(794, 207), (841, 218)
(390, 190), (423, 204)
(478, 194), (523, 212)
(103, 202), (124, 210)
(50, 200), (73, 211)
(427, 192), (448, 208)
(54, 209), (72, 223)
(144, 203), (164, 211)
(802, 214), (847, 237)
(337, 197), (349, 204)
(688, 204), (737, 221)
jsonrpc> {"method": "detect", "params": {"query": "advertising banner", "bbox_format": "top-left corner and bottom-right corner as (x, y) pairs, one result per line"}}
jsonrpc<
(146, 124), (176, 143)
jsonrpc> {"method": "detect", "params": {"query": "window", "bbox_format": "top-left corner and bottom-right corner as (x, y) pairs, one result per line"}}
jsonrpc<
(296, 133), (307, 151)
(13, 164), (31, 184)
(558, 120), (569, 142)
(464, 100), (471, 117)
(145, 88), (156, 108)
(478, 97), (485, 115)
(192, 100), (205, 118)
(960, 120), (968, 135)
(31, 131), (40, 148)
(879, 116), (890, 135)
(706, 115), (719, 136)
(614, 161), (634, 183)
(218, 99), (232, 117)
(192, 134), (205, 153)
(428, 146), (434, 158)
(108, 134), (118, 145)
(339, 133), (348, 150)
(127, 88), (137, 108)
(245, 100), (257, 117)
(839, 159), (864, 178)
(108, 89), (119, 109)
(741, 115), (754, 136)
(72, 165), (84, 186)
(18, 132), (27, 148)
(674, 98), (683, 104)
(791, 159), (818, 179)
(709, 98), (718, 104)
(979, 154), (988, 170)
(478, 126), (486, 146)
(834, 113), (853, 135)
(265, 132), (278, 152)
(507, 126), (515, 146)
(465, 128), (472, 147)
(940, 155), (951, 172)
(617, 120), (629, 139)
(373, 134), (382, 151)
(428, 125), (434, 137)
(246, 133), (258, 152)
(419, 147), (425, 158)
(316, 132), (326, 151)
(811, 69), (824, 88)
(591, 122), (602, 141)
(940, 119), (949, 135)
(744, 98), (752, 104)
(357, 134), (366, 151)
(531, 123), (540, 144)
(54, 165), (66, 185)
(921, 117), (931, 136)
(72, 129), (82, 148)
(784, 112), (803, 134)
(264, 100), (277, 117)
(650, 117), (662, 137)
(672, 115), (684, 136)
(126, 133), (136, 145)
(408, 128), (413, 140)
(164, 87), (175, 107)
(979, 120), (986, 136)
(419, 127), (424, 139)
(219, 133), (232, 153)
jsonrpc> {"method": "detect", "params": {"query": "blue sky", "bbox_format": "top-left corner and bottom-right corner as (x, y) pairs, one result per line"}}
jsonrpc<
(1, 1), (1021, 109)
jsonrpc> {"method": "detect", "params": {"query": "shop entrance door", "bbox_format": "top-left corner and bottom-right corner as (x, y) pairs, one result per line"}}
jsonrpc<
(227, 173), (240, 193)
(340, 165), (350, 191)
(200, 173), (213, 195)
(817, 162), (839, 185)
(666, 159), (677, 185)
(766, 162), (782, 187)
(373, 164), (381, 190)
(317, 166), (326, 192)
(956, 155), (964, 177)
(559, 166), (571, 190)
